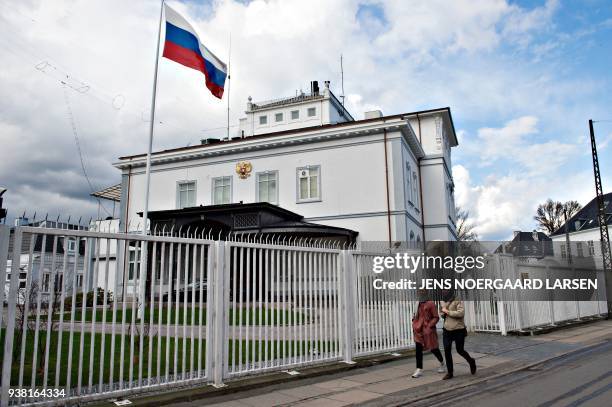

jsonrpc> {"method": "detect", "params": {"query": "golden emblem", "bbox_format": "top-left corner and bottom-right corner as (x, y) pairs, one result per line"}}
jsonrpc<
(235, 161), (253, 179)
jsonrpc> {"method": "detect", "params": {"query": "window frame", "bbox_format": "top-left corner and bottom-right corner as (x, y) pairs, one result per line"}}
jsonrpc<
(405, 163), (413, 206)
(296, 165), (322, 203)
(211, 176), (233, 205)
(176, 180), (197, 209)
(256, 170), (279, 205)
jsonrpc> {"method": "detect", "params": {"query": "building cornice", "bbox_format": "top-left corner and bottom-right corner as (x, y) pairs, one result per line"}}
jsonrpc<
(114, 118), (424, 170)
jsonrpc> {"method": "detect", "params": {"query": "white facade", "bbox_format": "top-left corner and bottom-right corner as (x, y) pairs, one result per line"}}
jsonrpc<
(115, 88), (458, 244)
(550, 226), (611, 270)
(238, 81), (353, 137)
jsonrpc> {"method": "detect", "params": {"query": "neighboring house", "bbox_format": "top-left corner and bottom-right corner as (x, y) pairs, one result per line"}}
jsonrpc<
(496, 230), (553, 261)
(114, 80), (459, 244)
(4, 218), (87, 303)
(550, 193), (612, 269)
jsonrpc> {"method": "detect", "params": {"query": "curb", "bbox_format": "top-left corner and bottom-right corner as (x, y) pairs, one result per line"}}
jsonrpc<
(510, 315), (605, 336)
(389, 339), (610, 407)
(91, 350), (416, 406)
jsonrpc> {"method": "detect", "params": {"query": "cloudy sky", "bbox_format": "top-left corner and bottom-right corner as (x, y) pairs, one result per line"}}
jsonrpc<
(0, 0), (611, 239)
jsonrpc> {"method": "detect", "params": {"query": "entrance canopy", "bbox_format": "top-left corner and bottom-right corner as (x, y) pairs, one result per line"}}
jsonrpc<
(142, 202), (358, 244)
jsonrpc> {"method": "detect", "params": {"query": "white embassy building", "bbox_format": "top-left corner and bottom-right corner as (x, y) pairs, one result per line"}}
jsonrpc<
(113, 81), (459, 244)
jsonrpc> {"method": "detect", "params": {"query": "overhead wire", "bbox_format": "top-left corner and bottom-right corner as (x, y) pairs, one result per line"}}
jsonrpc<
(62, 83), (113, 217)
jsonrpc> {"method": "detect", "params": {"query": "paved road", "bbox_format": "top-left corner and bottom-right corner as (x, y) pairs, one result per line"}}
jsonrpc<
(405, 340), (612, 407)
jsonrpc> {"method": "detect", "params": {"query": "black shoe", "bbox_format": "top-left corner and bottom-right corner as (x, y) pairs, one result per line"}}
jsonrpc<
(469, 359), (477, 375)
(442, 373), (453, 380)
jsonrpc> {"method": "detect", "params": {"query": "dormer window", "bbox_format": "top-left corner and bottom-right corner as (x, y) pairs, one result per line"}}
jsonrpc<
(259, 115), (267, 125)
(275, 112), (283, 122)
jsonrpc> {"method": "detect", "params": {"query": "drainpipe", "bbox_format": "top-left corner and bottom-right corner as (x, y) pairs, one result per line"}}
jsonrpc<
(416, 113), (426, 244)
(383, 128), (392, 248)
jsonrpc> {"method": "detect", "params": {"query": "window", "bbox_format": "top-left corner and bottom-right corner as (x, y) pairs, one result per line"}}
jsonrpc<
(413, 172), (420, 209)
(307, 107), (316, 117)
(297, 166), (321, 202)
(67, 238), (76, 252)
(560, 243), (567, 259)
(212, 176), (232, 205)
(128, 246), (141, 281)
(588, 240), (595, 256)
(177, 181), (196, 209)
(576, 242), (584, 258)
(76, 274), (83, 288)
(405, 163), (413, 205)
(43, 274), (50, 292)
(257, 171), (278, 204)
(291, 110), (299, 120)
(275, 112), (283, 122)
(259, 115), (267, 125)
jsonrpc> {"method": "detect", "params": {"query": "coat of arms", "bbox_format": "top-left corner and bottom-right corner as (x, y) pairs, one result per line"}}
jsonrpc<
(235, 161), (253, 179)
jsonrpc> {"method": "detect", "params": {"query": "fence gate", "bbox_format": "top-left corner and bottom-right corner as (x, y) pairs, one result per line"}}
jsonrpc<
(222, 241), (344, 378)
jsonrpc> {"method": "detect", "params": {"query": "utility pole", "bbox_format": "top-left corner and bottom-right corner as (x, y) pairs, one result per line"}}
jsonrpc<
(589, 119), (612, 317)
(564, 208), (572, 265)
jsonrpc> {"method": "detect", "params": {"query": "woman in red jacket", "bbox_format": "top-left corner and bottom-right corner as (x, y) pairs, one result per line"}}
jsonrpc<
(411, 290), (445, 378)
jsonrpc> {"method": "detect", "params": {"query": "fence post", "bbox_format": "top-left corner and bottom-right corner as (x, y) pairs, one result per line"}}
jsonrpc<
(497, 300), (507, 336)
(211, 240), (227, 387)
(1, 226), (22, 406)
(340, 250), (356, 364)
(0, 224), (10, 321)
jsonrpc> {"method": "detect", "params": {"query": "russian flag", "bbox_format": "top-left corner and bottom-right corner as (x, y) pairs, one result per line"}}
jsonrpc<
(162, 4), (227, 99)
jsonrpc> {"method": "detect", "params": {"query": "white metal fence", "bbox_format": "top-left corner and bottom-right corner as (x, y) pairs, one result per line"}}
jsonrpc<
(464, 254), (608, 335)
(1, 225), (608, 405)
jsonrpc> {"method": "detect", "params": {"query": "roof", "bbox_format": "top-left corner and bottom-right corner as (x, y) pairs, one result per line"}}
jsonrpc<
(494, 230), (553, 257)
(142, 202), (358, 239)
(143, 202), (303, 221)
(117, 107), (456, 161)
(551, 192), (612, 236)
(512, 231), (552, 242)
(91, 184), (121, 202)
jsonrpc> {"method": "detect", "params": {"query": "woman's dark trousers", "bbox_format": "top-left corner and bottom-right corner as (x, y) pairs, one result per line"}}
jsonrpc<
(442, 328), (474, 374)
(415, 342), (444, 369)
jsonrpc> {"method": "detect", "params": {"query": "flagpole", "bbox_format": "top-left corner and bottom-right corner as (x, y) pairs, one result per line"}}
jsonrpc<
(226, 32), (231, 140)
(142, 0), (165, 235)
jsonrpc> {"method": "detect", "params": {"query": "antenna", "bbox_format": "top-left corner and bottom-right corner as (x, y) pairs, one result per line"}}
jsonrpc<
(340, 54), (345, 106)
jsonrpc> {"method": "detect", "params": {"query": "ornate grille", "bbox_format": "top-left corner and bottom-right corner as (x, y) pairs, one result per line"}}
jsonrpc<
(233, 213), (259, 229)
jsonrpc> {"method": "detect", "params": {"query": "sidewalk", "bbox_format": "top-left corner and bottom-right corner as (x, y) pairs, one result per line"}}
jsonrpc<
(116, 320), (612, 407)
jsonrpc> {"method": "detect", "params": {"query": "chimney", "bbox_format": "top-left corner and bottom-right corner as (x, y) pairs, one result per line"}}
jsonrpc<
(324, 80), (330, 96)
(311, 80), (319, 95)
(364, 110), (383, 119)
(513, 230), (520, 239)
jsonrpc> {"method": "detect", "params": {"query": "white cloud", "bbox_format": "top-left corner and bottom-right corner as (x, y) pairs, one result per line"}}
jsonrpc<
(0, 0), (606, 227)
(454, 163), (596, 240)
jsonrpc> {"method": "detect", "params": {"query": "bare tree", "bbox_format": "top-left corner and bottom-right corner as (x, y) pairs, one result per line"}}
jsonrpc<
(534, 199), (582, 234)
(456, 206), (478, 241)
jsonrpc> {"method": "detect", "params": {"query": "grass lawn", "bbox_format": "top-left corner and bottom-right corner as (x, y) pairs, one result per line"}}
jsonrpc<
(51, 306), (306, 326)
(0, 329), (336, 388)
